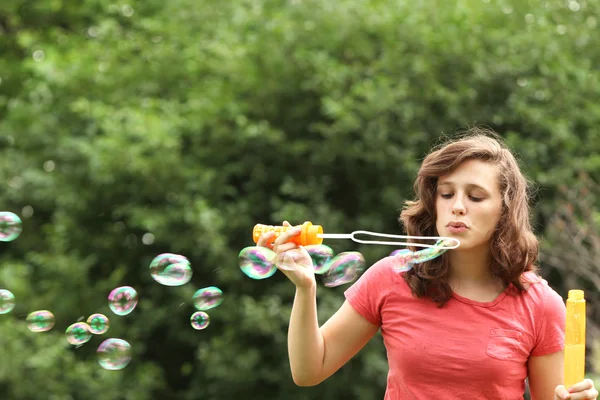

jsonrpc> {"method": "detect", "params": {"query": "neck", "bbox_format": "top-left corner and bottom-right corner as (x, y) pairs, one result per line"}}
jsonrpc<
(447, 245), (496, 285)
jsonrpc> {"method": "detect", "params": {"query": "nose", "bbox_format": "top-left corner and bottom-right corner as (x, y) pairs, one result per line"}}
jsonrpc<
(451, 196), (466, 216)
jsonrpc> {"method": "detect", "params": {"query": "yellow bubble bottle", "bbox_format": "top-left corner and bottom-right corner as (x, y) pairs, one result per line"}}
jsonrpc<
(564, 289), (586, 388)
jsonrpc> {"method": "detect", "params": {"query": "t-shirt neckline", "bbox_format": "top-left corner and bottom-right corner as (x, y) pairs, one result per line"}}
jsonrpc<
(450, 284), (513, 308)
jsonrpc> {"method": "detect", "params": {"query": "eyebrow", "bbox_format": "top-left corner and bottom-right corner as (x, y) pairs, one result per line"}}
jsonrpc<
(437, 181), (491, 194)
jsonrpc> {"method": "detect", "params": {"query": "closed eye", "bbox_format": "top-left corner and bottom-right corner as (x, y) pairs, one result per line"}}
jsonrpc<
(439, 193), (484, 202)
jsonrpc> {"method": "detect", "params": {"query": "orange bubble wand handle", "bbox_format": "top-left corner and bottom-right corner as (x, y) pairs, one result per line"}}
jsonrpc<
(564, 289), (586, 388)
(252, 221), (324, 246)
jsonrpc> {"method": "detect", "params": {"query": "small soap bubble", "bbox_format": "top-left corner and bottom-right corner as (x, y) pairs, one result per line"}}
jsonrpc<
(149, 253), (192, 286)
(190, 311), (210, 330)
(97, 338), (132, 370)
(238, 246), (277, 279)
(323, 252), (366, 287)
(193, 287), (223, 311)
(108, 286), (138, 316)
(66, 322), (92, 345)
(0, 289), (16, 314)
(304, 245), (335, 274)
(26, 310), (55, 332)
(87, 313), (110, 334)
(0, 212), (23, 242)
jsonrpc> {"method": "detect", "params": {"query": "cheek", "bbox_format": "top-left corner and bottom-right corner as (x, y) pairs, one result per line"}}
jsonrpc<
(479, 206), (503, 228)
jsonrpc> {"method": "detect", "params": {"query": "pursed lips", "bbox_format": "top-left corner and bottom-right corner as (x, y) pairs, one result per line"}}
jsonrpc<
(447, 222), (468, 228)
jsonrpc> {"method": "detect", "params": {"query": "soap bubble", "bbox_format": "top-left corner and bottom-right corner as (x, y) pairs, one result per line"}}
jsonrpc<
(304, 244), (335, 274)
(239, 246), (277, 279)
(149, 253), (192, 286)
(390, 249), (411, 257)
(390, 240), (451, 272)
(190, 311), (210, 330)
(97, 338), (132, 370)
(87, 313), (110, 334)
(193, 286), (223, 311)
(323, 252), (366, 287)
(108, 286), (138, 316)
(0, 212), (22, 242)
(66, 322), (92, 345)
(26, 310), (55, 332)
(0, 289), (16, 314)
(411, 240), (450, 263)
(390, 249), (414, 272)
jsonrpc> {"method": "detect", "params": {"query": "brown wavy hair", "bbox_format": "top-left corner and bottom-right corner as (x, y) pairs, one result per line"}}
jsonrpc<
(399, 127), (539, 306)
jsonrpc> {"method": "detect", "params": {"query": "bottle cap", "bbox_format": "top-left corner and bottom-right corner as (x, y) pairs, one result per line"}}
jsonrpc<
(301, 221), (323, 245)
(568, 289), (584, 300)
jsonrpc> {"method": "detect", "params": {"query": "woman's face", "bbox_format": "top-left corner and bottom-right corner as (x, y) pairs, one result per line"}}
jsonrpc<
(434, 159), (503, 251)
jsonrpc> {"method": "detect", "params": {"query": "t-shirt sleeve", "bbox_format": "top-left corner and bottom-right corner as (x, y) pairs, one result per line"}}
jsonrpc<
(531, 283), (566, 357)
(343, 257), (394, 326)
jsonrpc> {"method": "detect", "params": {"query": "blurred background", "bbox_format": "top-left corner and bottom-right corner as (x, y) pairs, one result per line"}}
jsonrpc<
(0, 0), (599, 398)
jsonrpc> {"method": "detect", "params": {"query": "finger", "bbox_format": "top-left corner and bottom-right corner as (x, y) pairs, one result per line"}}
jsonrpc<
(256, 231), (276, 248)
(555, 385), (571, 400)
(275, 242), (297, 254)
(273, 225), (302, 248)
(298, 245), (313, 262)
(276, 248), (312, 271)
(569, 379), (595, 393)
(568, 389), (598, 400)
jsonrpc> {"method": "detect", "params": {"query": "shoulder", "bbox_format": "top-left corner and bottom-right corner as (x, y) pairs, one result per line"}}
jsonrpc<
(518, 271), (566, 327)
(343, 255), (410, 324)
(359, 255), (398, 279)
(354, 255), (413, 290)
(518, 272), (566, 355)
(520, 271), (565, 308)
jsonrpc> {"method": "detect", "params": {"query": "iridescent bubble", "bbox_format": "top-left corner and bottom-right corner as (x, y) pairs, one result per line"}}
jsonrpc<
(149, 253), (192, 286)
(304, 244), (335, 274)
(193, 286), (223, 311)
(0, 289), (16, 314)
(97, 338), (132, 370)
(108, 286), (138, 316)
(0, 212), (22, 242)
(239, 246), (277, 279)
(66, 322), (92, 345)
(26, 310), (55, 332)
(87, 313), (110, 334)
(190, 311), (210, 330)
(390, 249), (414, 272)
(411, 240), (450, 263)
(390, 248), (411, 257)
(323, 252), (366, 288)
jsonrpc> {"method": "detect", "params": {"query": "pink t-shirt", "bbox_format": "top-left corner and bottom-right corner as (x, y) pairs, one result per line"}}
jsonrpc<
(344, 256), (566, 399)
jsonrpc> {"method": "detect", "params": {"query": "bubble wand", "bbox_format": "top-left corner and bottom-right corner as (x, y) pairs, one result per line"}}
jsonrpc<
(240, 221), (460, 286)
(252, 221), (459, 249)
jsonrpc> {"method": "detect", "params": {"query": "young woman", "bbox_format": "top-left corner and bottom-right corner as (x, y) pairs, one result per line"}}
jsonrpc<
(257, 128), (598, 399)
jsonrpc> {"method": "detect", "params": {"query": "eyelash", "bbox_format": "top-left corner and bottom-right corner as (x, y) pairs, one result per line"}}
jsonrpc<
(440, 193), (483, 202)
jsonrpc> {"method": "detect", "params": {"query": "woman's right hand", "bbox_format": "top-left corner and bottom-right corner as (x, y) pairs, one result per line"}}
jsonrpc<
(256, 221), (316, 290)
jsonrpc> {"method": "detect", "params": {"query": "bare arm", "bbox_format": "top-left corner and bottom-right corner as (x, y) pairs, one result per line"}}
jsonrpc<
(289, 289), (379, 386)
(528, 351), (563, 400)
(265, 222), (379, 386)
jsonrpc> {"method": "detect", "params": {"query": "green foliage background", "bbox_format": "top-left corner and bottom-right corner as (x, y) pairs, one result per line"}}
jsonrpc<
(1, 0), (599, 398)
